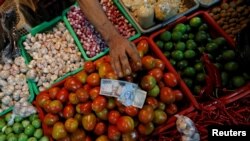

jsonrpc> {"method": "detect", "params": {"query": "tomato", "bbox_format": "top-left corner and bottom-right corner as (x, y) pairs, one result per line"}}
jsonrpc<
(148, 85), (160, 97)
(84, 61), (96, 74)
(137, 39), (149, 54)
(124, 106), (138, 117)
(63, 104), (75, 119)
(105, 71), (118, 80)
(49, 100), (63, 114)
(92, 96), (107, 112)
(158, 81), (165, 88)
(94, 122), (106, 135)
(118, 106), (125, 114)
(76, 102), (92, 115)
(76, 88), (89, 102)
(74, 70), (88, 84)
(85, 136), (92, 141)
(74, 114), (82, 124)
(146, 97), (159, 109)
(138, 122), (154, 135)
(130, 61), (141, 72)
(160, 87), (175, 104)
(96, 108), (108, 120)
(87, 73), (100, 86)
(108, 110), (121, 124)
(36, 92), (50, 108)
(122, 130), (139, 141)
(138, 105), (154, 124)
(52, 122), (67, 140)
(173, 90), (184, 101)
(153, 110), (167, 124)
(140, 75), (157, 91)
(48, 87), (60, 99)
(82, 113), (97, 131)
(98, 62), (113, 78)
(43, 113), (59, 126)
(64, 118), (78, 133)
(107, 98), (116, 110)
(155, 59), (165, 71)
(69, 93), (79, 105)
(43, 100), (52, 113)
(117, 116), (134, 133)
(89, 87), (100, 100)
(165, 103), (178, 115)
(56, 88), (69, 103)
(83, 84), (91, 92)
(148, 68), (163, 82)
(96, 135), (109, 141)
(158, 102), (166, 111)
(70, 129), (86, 141)
(163, 72), (178, 87)
(58, 136), (71, 141)
(64, 77), (82, 92)
(108, 125), (121, 141)
(141, 55), (156, 70)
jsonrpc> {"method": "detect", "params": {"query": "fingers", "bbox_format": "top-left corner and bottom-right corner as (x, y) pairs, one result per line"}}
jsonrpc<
(119, 54), (131, 76)
(128, 43), (142, 67)
(110, 53), (123, 78)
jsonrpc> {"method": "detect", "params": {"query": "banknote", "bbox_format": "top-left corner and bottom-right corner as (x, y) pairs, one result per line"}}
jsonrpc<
(132, 89), (147, 109)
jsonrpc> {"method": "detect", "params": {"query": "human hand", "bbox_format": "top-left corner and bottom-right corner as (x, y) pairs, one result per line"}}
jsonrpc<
(108, 35), (141, 78)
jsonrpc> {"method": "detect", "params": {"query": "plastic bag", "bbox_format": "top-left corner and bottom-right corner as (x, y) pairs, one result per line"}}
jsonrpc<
(154, 0), (181, 21)
(135, 3), (155, 28)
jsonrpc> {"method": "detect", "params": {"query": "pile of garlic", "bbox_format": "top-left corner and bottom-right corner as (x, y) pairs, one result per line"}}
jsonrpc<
(23, 22), (84, 91)
(0, 57), (30, 113)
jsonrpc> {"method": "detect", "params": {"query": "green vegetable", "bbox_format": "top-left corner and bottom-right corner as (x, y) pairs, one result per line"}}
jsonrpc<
(13, 123), (24, 134)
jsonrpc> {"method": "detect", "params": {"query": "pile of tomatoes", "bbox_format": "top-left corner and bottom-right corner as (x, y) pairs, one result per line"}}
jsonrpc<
(35, 39), (189, 141)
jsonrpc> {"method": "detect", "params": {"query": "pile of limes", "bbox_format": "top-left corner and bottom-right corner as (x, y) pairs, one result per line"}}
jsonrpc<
(0, 113), (49, 141)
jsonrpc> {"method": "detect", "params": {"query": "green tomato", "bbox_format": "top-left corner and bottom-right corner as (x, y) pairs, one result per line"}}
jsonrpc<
(34, 129), (43, 139)
(0, 134), (7, 141)
(13, 123), (24, 134)
(18, 133), (29, 141)
(22, 120), (30, 128)
(29, 115), (39, 122)
(4, 126), (13, 134)
(39, 136), (49, 141)
(14, 116), (23, 123)
(27, 137), (37, 141)
(24, 125), (35, 137)
(32, 119), (41, 129)
(8, 135), (17, 141)
(0, 119), (6, 131)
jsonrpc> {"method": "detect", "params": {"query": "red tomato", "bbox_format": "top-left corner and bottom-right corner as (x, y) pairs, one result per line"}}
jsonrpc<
(56, 88), (69, 103)
(158, 81), (165, 88)
(48, 87), (60, 99)
(68, 93), (79, 105)
(140, 75), (157, 91)
(146, 97), (159, 109)
(107, 98), (116, 110)
(117, 116), (134, 133)
(43, 100), (52, 113)
(122, 130), (139, 141)
(96, 108), (108, 120)
(84, 61), (96, 74)
(148, 68), (163, 82)
(160, 87), (175, 104)
(76, 88), (89, 102)
(74, 70), (88, 84)
(83, 84), (91, 92)
(63, 104), (75, 119)
(94, 122), (106, 135)
(70, 129), (86, 141)
(153, 109), (167, 124)
(64, 77), (82, 92)
(49, 100), (63, 114)
(36, 92), (50, 108)
(105, 71), (118, 80)
(108, 125), (121, 141)
(96, 135), (109, 141)
(92, 96), (107, 112)
(141, 55), (156, 70)
(108, 110), (120, 124)
(173, 90), (184, 101)
(74, 114), (82, 124)
(155, 59), (165, 71)
(163, 72), (178, 87)
(64, 118), (78, 133)
(137, 39), (148, 54)
(87, 73), (100, 86)
(124, 106), (138, 117)
(76, 102), (92, 115)
(43, 113), (59, 126)
(84, 136), (92, 141)
(98, 62), (113, 78)
(89, 87), (100, 100)
(82, 113), (97, 131)
(52, 122), (67, 140)
(138, 105), (154, 124)
(57, 136), (70, 141)
(165, 103), (178, 115)
(138, 122), (154, 135)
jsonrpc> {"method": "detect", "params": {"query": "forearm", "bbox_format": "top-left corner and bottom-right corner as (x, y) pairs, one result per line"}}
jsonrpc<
(77, 0), (120, 44)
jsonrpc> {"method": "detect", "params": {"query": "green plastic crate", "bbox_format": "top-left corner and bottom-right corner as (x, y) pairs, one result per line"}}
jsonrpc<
(62, 2), (141, 61)
(17, 16), (83, 95)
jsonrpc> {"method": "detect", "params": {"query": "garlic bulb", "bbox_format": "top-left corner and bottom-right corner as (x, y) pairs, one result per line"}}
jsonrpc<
(0, 70), (10, 79)
(2, 96), (12, 105)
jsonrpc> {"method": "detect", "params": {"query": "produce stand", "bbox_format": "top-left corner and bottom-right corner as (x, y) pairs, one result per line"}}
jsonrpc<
(1, 0), (249, 141)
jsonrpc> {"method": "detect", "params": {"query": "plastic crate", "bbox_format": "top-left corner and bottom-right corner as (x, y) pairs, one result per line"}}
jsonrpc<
(62, 2), (141, 61)
(114, 0), (200, 34)
(198, 0), (220, 8)
(17, 16), (83, 95)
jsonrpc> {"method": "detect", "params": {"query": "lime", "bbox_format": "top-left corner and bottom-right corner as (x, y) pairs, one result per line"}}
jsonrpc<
(155, 40), (164, 49)
(164, 42), (174, 51)
(175, 42), (186, 51)
(14, 116), (23, 123)
(221, 72), (229, 86)
(5, 113), (12, 123)
(163, 51), (170, 58)
(27, 137), (37, 141)
(13, 123), (24, 134)
(24, 125), (35, 137)
(8, 135), (17, 141)
(183, 78), (193, 88)
(194, 62), (204, 72)
(188, 33), (194, 39)
(22, 120), (30, 128)
(184, 50), (196, 59)
(7, 133), (15, 140)
(195, 31), (207, 43)
(0, 134), (6, 141)
(29, 115), (38, 121)
(173, 23), (187, 33)
(171, 50), (184, 61)
(189, 17), (202, 27)
(5, 126), (13, 134)
(39, 136), (49, 141)
(169, 59), (176, 66)
(213, 37), (226, 46)
(198, 23), (208, 31)
(34, 129), (43, 139)
(32, 119), (41, 129)
(183, 67), (196, 77)
(194, 85), (202, 95)
(0, 119), (6, 131)
(159, 31), (172, 41)
(186, 40), (197, 50)
(224, 61), (239, 72)
(182, 34), (189, 40)
(232, 76), (245, 88)
(205, 42), (218, 52)
(196, 73), (206, 82)
(177, 60), (189, 70)
(18, 133), (28, 141)
(222, 50), (235, 61)
(172, 31), (182, 41)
